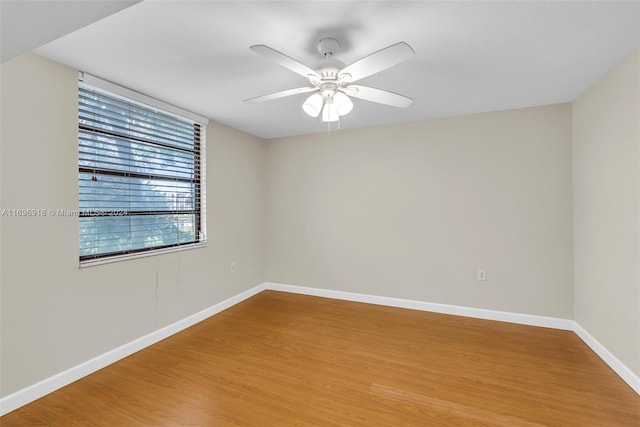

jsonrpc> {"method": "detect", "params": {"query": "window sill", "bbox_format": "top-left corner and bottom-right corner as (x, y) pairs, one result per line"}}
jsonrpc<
(79, 242), (207, 268)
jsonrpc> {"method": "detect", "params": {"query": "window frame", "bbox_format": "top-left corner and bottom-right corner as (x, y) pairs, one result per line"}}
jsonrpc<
(78, 73), (208, 267)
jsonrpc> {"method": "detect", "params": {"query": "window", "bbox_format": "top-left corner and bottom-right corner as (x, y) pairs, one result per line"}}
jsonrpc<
(78, 81), (206, 264)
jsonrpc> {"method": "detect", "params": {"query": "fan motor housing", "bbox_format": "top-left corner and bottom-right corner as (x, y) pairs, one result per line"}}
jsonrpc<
(318, 69), (340, 80)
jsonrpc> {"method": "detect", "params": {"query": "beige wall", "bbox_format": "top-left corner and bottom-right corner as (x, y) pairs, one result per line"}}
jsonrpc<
(573, 49), (640, 376)
(265, 104), (574, 318)
(0, 54), (266, 396)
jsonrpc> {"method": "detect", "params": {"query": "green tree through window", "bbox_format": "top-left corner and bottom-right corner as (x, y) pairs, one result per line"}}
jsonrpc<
(78, 85), (203, 261)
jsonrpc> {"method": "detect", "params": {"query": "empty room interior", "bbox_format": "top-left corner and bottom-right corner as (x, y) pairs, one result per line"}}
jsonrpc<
(1, 1), (639, 425)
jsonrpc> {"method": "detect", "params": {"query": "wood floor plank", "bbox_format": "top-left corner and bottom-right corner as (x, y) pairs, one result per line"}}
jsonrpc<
(2, 290), (639, 426)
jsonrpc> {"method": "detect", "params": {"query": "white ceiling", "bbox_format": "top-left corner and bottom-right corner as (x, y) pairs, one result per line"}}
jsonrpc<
(8, 1), (640, 139)
(0, 1), (141, 63)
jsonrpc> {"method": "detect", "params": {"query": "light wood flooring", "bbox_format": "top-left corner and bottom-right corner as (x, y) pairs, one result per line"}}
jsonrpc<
(2, 290), (639, 426)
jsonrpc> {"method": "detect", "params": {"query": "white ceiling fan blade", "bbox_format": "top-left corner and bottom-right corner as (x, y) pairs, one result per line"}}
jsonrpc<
(342, 85), (413, 108)
(250, 45), (320, 79)
(339, 42), (414, 83)
(244, 87), (318, 103)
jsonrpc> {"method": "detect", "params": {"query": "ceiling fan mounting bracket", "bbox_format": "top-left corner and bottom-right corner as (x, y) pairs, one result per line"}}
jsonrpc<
(317, 38), (339, 57)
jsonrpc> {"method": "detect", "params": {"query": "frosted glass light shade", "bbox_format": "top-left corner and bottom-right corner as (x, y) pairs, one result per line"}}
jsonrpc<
(304, 91), (353, 122)
(333, 92), (353, 116)
(321, 97), (339, 122)
(302, 93), (323, 117)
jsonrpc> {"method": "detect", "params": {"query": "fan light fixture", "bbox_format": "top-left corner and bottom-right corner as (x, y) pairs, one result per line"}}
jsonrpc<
(244, 38), (414, 127)
(303, 90), (353, 122)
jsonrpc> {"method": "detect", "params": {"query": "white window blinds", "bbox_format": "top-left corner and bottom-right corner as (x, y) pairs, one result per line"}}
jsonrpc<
(78, 84), (205, 262)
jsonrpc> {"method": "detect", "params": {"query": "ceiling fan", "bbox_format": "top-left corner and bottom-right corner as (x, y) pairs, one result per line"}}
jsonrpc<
(244, 38), (415, 123)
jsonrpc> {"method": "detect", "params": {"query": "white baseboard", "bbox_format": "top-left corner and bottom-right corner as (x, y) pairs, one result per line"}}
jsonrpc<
(0, 283), (267, 416)
(264, 282), (575, 330)
(572, 323), (640, 395)
(3, 281), (638, 415)
(264, 282), (639, 395)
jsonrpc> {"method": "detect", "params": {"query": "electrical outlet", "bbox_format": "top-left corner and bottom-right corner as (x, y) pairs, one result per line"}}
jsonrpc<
(476, 269), (486, 281)
(230, 262), (237, 273)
